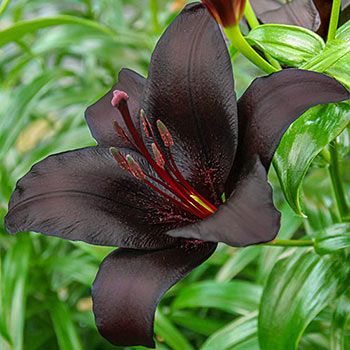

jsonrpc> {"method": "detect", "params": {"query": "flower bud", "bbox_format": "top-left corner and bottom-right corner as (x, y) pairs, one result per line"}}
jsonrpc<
(202, 0), (246, 27)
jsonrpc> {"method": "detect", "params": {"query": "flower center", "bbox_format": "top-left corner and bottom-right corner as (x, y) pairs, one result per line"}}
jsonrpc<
(110, 90), (218, 219)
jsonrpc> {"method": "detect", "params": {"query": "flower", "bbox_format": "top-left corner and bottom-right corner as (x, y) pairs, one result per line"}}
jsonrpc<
(202, 0), (247, 27)
(5, 3), (349, 348)
(250, 0), (350, 38)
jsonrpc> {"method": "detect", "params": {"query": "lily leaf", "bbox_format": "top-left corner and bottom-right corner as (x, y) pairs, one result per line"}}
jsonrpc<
(246, 24), (325, 67)
(259, 250), (339, 350)
(274, 102), (350, 216)
(301, 40), (350, 89)
(200, 312), (258, 350)
(172, 281), (261, 315)
(315, 224), (350, 255)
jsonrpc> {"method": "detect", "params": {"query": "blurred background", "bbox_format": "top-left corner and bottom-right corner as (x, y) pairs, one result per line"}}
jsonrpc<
(0, 1), (349, 349)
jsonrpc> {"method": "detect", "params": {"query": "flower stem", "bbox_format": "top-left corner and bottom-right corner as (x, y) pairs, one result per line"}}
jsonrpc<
(327, 0), (341, 42)
(264, 239), (314, 247)
(225, 25), (278, 74)
(244, 0), (259, 29)
(328, 140), (349, 220)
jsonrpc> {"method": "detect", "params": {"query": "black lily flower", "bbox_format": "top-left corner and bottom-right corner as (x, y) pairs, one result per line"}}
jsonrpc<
(251, 0), (350, 39)
(4, 3), (349, 348)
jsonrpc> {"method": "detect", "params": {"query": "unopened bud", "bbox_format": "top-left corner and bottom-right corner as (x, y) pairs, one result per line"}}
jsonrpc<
(202, 0), (246, 27)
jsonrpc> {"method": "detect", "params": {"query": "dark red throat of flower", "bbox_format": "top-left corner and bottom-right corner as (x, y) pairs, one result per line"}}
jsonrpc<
(110, 90), (218, 219)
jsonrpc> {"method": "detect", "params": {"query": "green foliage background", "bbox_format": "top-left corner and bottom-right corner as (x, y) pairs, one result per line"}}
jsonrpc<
(0, 1), (350, 349)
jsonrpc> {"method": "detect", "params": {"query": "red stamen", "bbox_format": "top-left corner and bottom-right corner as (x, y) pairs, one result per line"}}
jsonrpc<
(126, 155), (146, 181)
(152, 143), (165, 168)
(140, 109), (150, 138)
(110, 89), (217, 219)
(110, 147), (129, 171)
(157, 120), (174, 147)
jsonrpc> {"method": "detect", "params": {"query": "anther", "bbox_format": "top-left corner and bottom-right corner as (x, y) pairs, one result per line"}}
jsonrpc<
(156, 120), (174, 147)
(140, 109), (150, 138)
(151, 143), (165, 168)
(111, 90), (129, 107)
(110, 147), (129, 171)
(126, 155), (146, 181)
(113, 120), (130, 144)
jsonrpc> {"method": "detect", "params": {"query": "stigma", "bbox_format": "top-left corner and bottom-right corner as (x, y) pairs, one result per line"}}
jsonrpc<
(110, 90), (217, 219)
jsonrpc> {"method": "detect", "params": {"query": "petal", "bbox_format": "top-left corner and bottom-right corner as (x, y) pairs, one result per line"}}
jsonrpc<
(257, 0), (321, 32)
(142, 3), (238, 204)
(85, 68), (145, 149)
(233, 69), (349, 174)
(5, 147), (189, 249)
(340, 0), (350, 25)
(92, 243), (217, 347)
(250, 0), (283, 15)
(167, 156), (280, 247)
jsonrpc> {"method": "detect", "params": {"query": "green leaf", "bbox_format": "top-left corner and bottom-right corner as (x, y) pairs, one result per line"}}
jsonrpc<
(259, 250), (339, 350)
(274, 102), (350, 216)
(246, 24), (325, 67)
(172, 281), (262, 315)
(315, 224), (350, 255)
(49, 299), (83, 350)
(330, 291), (350, 350)
(301, 40), (350, 89)
(201, 312), (258, 350)
(200, 312), (257, 350)
(155, 310), (195, 350)
(215, 246), (260, 282)
(336, 20), (350, 41)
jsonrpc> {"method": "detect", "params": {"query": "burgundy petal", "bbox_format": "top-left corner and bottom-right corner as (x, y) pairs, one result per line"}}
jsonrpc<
(167, 156), (280, 247)
(5, 147), (190, 249)
(142, 3), (238, 204)
(92, 242), (216, 347)
(256, 0), (321, 32)
(231, 69), (349, 181)
(340, 0), (350, 25)
(85, 68), (145, 149)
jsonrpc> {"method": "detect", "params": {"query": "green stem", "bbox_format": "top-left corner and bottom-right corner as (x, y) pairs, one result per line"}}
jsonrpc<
(149, 0), (161, 33)
(244, 0), (259, 29)
(327, 0), (341, 42)
(225, 25), (278, 74)
(328, 140), (349, 220)
(264, 239), (314, 247)
(0, 0), (11, 17)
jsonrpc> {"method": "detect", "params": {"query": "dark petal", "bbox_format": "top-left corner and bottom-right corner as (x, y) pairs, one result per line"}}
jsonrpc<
(85, 68), (145, 149)
(92, 242), (217, 347)
(5, 146), (189, 249)
(233, 69), (349, 176)
(257, 0), (321, 32)
(167, 156), (280, 247)
(142, 3), (238, 204)
(250, 0), (283, 15)
(340, 0), (350, 25)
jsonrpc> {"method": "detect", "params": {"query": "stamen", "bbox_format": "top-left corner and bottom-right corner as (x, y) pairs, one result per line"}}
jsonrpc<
(156, 120), (174, 147)
(111, 90), (129, 107)
(151, 143), (165, 168)
(109, 91), (217, 219)
(113, 120), (131, 145)
(110, 147), (128, 171)
(140, 109), (150, 138)
(126, 155), (146, 181)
